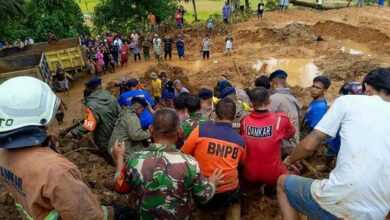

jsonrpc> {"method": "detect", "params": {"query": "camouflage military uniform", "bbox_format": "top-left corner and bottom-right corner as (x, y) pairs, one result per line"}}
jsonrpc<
(180, 112), (208, 140)
(114, 143), (216, 220)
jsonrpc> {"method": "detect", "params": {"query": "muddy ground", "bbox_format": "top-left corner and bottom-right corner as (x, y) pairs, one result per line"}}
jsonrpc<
(1, 6), (390, 219)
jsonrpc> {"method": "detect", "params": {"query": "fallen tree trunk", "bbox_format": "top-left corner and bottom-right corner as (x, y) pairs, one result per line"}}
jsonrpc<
(290, 0), (349, 10)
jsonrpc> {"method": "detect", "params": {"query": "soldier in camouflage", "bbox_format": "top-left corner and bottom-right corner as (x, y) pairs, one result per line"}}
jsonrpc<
(112, 108), (223, 220)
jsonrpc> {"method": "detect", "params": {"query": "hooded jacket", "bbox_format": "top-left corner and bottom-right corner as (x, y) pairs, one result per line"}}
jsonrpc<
(72, 90), (120, 151)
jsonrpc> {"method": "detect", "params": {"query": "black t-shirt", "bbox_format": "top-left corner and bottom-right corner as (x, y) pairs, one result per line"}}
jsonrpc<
(56, 71), (65, 81)
(164, 80), (174, 92)
(163, 39), (173, 51)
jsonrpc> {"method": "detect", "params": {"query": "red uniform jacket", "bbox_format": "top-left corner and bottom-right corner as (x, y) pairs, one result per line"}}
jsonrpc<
(240, 111), (295, 185)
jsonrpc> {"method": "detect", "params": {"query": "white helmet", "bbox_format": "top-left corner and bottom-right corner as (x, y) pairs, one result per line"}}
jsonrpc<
(0, 76), (60, 133)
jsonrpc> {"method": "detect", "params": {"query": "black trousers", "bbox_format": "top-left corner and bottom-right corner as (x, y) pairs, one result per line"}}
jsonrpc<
(203, 51), (210, 59)
(133, 53), (141, 61)
(164, 50), (172, 60)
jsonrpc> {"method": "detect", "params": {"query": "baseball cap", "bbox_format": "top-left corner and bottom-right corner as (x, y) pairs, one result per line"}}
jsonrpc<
(269, 70), (288, 81)
(126, 78), (139, 88)
(198, 88), (213, 99)
(220, 87), (236, 98)
(86, 77), (102, 88)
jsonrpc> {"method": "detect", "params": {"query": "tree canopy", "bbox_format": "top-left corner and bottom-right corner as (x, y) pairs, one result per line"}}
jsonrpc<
(93, 0), (179, 34)
(1, 0), (88, 43)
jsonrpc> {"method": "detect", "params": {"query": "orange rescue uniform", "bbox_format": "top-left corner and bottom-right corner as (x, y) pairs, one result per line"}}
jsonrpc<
(181, 122), (246, 193)
(0, 147), (111, 219)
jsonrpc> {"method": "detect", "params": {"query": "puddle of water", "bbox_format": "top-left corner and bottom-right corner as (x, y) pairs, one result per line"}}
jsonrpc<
(252, 58), (320, 87)
(340, 40), (371, 56)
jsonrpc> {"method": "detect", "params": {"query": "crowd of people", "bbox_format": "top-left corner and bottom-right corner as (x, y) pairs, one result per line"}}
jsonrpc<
(1, 65), (389, 219)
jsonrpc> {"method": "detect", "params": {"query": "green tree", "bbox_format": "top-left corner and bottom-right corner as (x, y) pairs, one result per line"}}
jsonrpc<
(0, 0), (25, 21)
(0, 0), (88, 43)
(93, 0), (179, 35)
(26, 0), (87, 41)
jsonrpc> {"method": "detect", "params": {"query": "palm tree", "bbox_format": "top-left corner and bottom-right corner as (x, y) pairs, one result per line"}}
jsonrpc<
(0, 0), (26, 21)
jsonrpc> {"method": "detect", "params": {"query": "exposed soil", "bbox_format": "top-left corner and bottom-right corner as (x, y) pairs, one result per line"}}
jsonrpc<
(1, 6), (390, 219)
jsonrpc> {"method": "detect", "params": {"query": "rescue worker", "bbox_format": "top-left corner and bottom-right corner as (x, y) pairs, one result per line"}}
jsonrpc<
(219, 87), (248, 131)
(268, 70), (301, 156)
(112, 109), (223, 219)
(108, 97), (151, 160)
(0, 76), (130, 219)
(181, 95), (208, 140)
(66, 77), (121, 159)
(182, 97), (246, 219)
(240, 87), (296, 186)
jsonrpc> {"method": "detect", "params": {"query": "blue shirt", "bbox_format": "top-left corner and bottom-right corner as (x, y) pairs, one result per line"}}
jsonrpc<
(303, 99), (327, 129)
(118, 90), (155, 107)
(140, 109), (153, 129)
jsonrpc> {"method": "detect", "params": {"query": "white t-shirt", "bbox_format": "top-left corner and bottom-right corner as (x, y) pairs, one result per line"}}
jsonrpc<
(226, 39), (233, 49)
(113, 39), (123, 49)
(312, 95), (390, 220)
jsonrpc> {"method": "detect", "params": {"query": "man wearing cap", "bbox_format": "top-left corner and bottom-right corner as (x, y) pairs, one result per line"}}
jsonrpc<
(174, 80), (189, 97)
(67, 77), (121, 158)
(118, 78), (155, 129)
(268, 70), (301, 156)
(218, 87), (248, 132)
(0, 76), (134, 220)
(150, 72), (162, 103)
(109, 97), (151, 160)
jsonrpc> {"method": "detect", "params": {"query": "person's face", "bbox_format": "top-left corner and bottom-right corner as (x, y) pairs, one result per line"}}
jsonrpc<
(133, 103), (145, 116)
(175, 83), (182, 91)
(161, 76), (166, 81)
(310, 81), (326, 99)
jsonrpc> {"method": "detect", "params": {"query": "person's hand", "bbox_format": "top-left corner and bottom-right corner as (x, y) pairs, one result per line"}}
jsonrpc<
(112, 140), (125, 162)
(208, 169), (224, 186)
(65, 132), (74, 139)
(283, 156), (293, 167)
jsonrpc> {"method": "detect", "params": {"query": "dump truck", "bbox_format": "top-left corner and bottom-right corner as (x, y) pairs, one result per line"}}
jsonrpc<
(0, 37), (86, 76)
(0, 52), (51, 85)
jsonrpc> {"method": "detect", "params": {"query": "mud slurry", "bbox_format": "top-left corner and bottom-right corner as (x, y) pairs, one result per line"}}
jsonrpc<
(2, 7), (390, 220)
